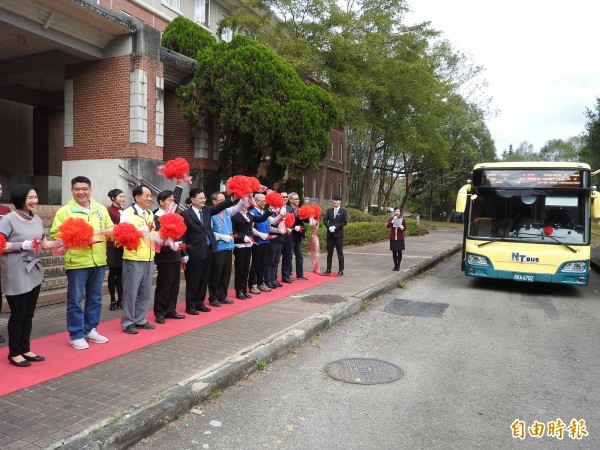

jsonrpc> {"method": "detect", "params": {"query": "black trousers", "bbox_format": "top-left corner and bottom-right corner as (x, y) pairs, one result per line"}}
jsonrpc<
(249, 244), (269, 286)
(6, 284), (41, 357)
(233, 247), (252, 293)
(209, 250), (233, 302)
(326, 235), (344, 271)
(154, 261), (181, 317)
(184, 252), (213, 310)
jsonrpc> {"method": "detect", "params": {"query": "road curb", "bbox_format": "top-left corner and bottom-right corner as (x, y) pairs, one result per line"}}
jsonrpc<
(51, 244), (462, 450)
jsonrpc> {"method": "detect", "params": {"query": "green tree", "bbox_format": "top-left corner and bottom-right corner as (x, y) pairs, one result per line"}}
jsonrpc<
(581, 97), (600, 170)
(539, 137), (583, 162)
(164, 24), (339, 182)
(501, 141), (540, 162)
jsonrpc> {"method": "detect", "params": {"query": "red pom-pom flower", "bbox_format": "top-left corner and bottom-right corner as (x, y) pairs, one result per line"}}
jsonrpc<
(158, 213), (186, 241)
(284, 212), (295, 228)
(113, 222), (143, 251)
(0, 234), (6, 256)
(265, 192), (284, 209)
(156, 157), (192, 184)
(57, 217), (95, 249)
(226, 176), (253, 198)
(298, 204), (321, 220)
(249, 177), (261, 193)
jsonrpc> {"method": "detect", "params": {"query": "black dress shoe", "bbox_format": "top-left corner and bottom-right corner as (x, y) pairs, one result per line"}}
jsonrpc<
(298, 275), (309, 280)
(323, 270), (331, 275)
(243, 292), (252, 299)
(220, 298), (234, 304)
(23, 354), (45, 362)
(209, 301), (222, 307)
(236, 291), (247, 300)
(109, 301), (117, 311)
(282, 277), (293, 284)
(156, 316), (165, 324)
(166, 313), (186, 319)
(273, 281), (283, 287)
(337, 270), (344, 276)
(186, 309), (199, 315)
(8, 356), (31, 367)
(198, 305), (211, 312)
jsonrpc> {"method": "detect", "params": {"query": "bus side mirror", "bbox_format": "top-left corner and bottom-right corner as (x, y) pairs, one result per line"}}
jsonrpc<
(455, 184), (471, 213)
(592, 191), (600, 219)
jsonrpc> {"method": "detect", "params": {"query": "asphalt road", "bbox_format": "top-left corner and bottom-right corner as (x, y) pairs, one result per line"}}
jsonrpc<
(133, 254), (600, 449)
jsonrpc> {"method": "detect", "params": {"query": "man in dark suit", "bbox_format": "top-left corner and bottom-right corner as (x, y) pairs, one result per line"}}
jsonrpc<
(323, 194), (348, 276)
(181, 189), (235, 314)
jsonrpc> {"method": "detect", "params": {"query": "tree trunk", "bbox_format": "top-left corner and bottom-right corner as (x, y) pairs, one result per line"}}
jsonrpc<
(358, 132), (378, 211)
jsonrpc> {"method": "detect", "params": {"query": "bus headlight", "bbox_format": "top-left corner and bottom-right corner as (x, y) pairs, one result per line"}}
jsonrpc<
(467, 254), (489, 266)
(562, 261), (587, 272)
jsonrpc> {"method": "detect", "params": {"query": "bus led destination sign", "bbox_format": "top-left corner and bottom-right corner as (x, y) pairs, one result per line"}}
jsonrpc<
(476, 169), (582, 188)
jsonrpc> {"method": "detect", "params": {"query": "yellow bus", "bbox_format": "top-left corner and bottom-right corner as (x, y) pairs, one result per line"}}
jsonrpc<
(455, 162), (600, 285)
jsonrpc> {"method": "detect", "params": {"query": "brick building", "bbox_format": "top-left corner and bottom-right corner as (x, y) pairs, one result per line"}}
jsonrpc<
(0, 0), (346, 205)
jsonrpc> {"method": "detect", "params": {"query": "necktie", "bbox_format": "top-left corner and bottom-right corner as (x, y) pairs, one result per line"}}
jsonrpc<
(334, 209), (338, 219)
(199, 210), (210, 245)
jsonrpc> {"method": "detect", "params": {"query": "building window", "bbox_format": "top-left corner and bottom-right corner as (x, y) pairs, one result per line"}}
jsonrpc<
(339, 143), (343, 163)
(194, 126), (209, 159)
(64, 79), (73, 147)
(328, 181), (334, 199)
(330, 140), (334, 160)
(162, 0), (180, 11)
(155, 76), (164, 148)
(195, 0), (209, 27)
(130, 69), (148, 144)
(338, 182), (342, 197)
(212, 125), (220, 160)
(220, 14), (233, 42)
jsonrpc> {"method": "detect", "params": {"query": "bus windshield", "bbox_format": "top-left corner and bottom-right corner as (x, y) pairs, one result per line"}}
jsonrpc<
(468, 189), (588, 245)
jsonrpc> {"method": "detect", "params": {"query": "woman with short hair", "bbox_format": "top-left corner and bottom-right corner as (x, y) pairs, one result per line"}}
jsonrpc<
(0, 184), (55, 367)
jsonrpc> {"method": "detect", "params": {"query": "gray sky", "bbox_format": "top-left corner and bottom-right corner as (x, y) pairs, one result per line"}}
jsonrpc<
(406, 0), (600, 156)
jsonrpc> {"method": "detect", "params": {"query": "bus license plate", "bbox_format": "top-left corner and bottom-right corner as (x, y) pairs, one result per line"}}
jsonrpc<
(514, 274), (535, 282)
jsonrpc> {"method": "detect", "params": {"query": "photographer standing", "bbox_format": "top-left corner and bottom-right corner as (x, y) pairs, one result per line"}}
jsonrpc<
(387, 208), (406, 271)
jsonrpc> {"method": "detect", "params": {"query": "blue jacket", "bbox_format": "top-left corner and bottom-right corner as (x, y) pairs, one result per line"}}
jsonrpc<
(212, 211), (234, 252)
(251, 207), (271, 244)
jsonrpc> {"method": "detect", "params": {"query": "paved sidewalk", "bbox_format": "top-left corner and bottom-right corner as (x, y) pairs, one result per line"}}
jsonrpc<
(0, 229), (462, 450)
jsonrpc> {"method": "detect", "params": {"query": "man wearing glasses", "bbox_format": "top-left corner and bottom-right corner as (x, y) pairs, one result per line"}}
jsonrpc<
(50, 176), (113, 350)
(281, 192), (308, 282)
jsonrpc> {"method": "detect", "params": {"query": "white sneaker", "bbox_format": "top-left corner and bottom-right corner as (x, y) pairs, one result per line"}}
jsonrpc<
(86, 328), (109, 344)
(69, 338), (89, 350)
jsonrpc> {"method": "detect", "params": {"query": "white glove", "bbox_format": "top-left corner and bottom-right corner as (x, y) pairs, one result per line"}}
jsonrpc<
(279, 228), (286, 235)
(258, 232), (269, 240)
(138, 225), (149, 233)
(181, 255), (189, 264)
(399, 225), (404, 231)
(170, 241), (181, 251)
(329, 226), (336, 233)
(244, 235), (251, 243)
(21, 240), (34, 251)
(294, 226), (301, 232)
(222, 234), (231, 243)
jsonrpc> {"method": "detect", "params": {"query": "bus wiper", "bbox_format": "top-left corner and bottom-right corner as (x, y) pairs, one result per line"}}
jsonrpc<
(543, 234), (578, 253)
(476, 238), (505, 247)
(513, 232), (578, 253)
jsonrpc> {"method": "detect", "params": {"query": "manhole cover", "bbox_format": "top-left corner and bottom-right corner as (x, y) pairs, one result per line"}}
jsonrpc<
(324, 358), (404, 385)
(383, 298), (449, 318)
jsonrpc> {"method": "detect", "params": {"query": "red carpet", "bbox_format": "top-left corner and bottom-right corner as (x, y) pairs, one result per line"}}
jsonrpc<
(0, 275), (334, 396)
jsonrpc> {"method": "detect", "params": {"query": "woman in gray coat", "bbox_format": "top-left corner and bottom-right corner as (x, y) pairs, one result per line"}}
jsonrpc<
(0, 184), (55, 367)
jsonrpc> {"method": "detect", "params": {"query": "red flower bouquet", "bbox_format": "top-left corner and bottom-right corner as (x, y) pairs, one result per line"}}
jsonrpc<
(265, 192), (284, 209)
(158, 213), (186, 249)
(156, 157), (192, 184)
(52, 217), (95, 255)
(226, 176), (253, 198)
(113, 222), (143, 251)
(0, 234), (6, 256)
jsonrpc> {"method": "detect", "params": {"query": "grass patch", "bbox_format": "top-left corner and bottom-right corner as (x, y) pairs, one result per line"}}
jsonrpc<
(209, 389), (222, 401)
(256, 358), (267, 371)
(397, 279), (406, 289)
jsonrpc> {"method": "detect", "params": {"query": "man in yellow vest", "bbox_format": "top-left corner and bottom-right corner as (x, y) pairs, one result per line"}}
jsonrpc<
(119, 186), (156, 334)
